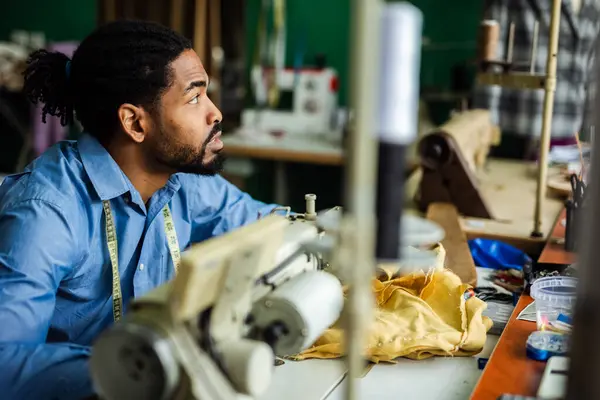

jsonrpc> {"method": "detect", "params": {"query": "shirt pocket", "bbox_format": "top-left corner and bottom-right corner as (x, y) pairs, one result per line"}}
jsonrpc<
(60, 256), (111, 301)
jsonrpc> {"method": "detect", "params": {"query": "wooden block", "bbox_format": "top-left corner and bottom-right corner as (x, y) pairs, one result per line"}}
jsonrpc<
(426, 202), (478, 286)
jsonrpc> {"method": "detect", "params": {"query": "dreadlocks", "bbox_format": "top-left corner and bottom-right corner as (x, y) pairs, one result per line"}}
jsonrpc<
(23, 20), (192, 140)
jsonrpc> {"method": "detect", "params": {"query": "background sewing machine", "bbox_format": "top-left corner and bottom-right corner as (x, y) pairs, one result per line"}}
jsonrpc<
(240, 66), (341, 140)
(404, 109), (565, 255)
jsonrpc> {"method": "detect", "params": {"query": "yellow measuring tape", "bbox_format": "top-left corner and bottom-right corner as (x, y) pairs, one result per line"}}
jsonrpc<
(103, 200), (182, 322)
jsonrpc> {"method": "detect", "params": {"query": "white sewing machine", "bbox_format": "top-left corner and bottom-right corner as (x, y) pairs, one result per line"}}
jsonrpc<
(240, 66), (340, 137)
(89, 195), (341, 400)
(89, 193), (443, 400)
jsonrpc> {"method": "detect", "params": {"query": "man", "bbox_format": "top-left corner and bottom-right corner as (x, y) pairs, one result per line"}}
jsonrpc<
(0, 20), (279, 399)
(473, 0), (599, 159)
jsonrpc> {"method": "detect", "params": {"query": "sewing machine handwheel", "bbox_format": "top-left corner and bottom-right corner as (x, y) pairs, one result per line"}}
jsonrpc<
(89, 323), (179, 400)
(418, 133), (453, 169)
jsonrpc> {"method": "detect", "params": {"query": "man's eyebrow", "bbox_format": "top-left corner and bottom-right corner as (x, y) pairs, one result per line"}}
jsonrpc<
(183, 78), (209, 94)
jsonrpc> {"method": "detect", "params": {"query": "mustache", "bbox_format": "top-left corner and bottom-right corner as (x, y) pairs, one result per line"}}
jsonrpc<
(208, 122), (222, 140)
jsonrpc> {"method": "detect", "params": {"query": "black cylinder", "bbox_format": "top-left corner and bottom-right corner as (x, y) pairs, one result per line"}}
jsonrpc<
(376, 142), (405, 261)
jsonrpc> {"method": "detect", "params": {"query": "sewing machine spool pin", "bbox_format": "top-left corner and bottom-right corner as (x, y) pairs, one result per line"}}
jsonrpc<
(305, 194), (317, 221)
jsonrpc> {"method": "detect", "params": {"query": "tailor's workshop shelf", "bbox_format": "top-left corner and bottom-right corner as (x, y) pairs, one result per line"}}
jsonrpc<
(538, 208), (576, 265)
(476, 72), (546, 90)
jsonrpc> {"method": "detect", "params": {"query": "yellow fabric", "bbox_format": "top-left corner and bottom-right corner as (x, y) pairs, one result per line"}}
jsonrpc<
(293, 268), (493, 363)
(376, 243), (446, 280)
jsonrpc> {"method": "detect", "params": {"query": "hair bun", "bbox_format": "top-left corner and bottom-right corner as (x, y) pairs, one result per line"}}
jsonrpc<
(23, 49), (74, 126)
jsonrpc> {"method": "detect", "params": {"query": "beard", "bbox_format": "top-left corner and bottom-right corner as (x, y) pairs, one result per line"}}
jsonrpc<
(153, 122), (225, 176)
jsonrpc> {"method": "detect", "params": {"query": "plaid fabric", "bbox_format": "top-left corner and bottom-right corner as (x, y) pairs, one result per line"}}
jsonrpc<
(473, 0), (600, 139)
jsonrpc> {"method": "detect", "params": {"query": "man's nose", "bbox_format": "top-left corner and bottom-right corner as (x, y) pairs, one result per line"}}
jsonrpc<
(206, 98), (223, 126)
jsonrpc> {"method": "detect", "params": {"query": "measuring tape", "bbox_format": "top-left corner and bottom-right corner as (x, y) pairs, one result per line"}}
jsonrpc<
(103, 200), (182, 322)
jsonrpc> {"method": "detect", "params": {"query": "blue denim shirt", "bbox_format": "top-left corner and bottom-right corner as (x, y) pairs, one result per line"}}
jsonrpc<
(0, 133), (277, 399)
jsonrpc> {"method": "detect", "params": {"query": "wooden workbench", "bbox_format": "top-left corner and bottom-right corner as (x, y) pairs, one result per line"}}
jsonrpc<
(470, 295), (542, 399)
(406, 159), (564, 254)
(224, 134), (564, 253)
(222, 133), (344, 166)
(471, 207), (570, 399)
(538, 208), (576, 265)
(221, 133), (344, 204)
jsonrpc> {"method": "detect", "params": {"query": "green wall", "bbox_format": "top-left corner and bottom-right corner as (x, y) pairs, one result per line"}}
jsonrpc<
(417, 0), (483, 89)
(0, 0), (96, 42)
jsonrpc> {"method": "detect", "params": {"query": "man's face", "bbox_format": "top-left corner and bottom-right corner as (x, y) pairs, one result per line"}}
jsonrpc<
(148, 49), (224, 175)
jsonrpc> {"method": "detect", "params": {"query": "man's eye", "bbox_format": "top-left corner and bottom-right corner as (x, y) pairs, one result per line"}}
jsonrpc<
(189, 95), (199, 104)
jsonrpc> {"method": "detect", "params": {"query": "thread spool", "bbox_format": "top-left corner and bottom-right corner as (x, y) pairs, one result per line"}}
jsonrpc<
(305, 194), (317, 221)
(376, 3), (422, 261)
(251, 271), (344, 356)
(478, 20), (500, 63)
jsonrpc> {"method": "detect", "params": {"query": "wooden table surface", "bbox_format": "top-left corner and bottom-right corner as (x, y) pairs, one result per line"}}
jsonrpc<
(222, 134), (344, 166)
(471, 205), (570, 399)
(405, 160), (564, 255)
(537, 208), (576, 265)
(470, 295), (543, 400)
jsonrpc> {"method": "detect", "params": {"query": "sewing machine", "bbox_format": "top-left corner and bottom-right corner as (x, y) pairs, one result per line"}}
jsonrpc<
(416, 110), (500, 219)
(89, 194), (341, 400)
(89, 192), (443, 400)
(240, 66), (340, 138)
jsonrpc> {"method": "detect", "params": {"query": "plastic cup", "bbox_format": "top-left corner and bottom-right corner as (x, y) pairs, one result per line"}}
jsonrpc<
(530, 277), (578, 333)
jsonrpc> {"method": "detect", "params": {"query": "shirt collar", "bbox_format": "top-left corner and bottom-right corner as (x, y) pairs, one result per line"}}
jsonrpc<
(78, 133), (183, 204)
(78, 133), (131, 201)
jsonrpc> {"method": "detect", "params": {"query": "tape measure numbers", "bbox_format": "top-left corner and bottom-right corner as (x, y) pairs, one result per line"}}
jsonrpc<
(103, 200), (182, 322)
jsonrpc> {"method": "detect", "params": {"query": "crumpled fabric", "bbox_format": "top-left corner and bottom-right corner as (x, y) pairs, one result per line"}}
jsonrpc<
(376, 243), (446, 280)
(293, 261), (492, 363)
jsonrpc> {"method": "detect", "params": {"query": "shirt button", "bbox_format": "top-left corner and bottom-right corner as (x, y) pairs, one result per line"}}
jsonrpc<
(139, 263), (145, 271)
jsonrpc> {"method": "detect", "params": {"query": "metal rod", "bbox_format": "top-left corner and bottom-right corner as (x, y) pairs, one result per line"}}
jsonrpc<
(530, 20), (539, 74)
(506, 22), (516, 64)
(532, 0), (562, 236)
(591, 125), (595, 169)
(344, 0), (380, 398)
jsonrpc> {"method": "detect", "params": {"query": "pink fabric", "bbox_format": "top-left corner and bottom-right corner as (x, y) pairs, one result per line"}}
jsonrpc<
(32, 42), (78, 156)
(527, 137), (578, 161)
(550, 137), (578, 148)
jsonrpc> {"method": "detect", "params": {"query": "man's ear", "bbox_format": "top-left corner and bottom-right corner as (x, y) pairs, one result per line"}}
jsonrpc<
(117, 103), (150, 143)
